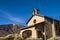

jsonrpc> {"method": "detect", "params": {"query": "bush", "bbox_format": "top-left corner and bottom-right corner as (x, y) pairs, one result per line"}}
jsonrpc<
(14, 34), (22, 40)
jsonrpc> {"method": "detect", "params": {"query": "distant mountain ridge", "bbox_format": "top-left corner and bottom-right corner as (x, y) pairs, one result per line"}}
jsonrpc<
(0, 24), (25, 37)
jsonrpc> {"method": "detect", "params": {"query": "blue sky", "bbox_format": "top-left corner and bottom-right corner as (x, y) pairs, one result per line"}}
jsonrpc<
(0, 0), (60, 26)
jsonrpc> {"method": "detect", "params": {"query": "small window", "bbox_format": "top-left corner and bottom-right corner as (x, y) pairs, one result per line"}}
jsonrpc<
(33, 19), (36, 23)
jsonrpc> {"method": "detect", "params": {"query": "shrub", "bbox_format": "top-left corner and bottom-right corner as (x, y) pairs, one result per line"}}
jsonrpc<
(14, 34), (22, 40)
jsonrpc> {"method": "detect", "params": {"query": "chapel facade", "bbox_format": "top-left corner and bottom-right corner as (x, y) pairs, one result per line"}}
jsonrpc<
(20, 8), (60, 40)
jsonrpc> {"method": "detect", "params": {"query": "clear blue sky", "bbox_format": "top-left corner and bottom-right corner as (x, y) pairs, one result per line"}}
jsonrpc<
(0, 0), (60, 26)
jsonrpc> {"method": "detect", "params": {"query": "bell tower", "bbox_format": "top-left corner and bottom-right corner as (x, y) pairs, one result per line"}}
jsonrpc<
(32, 8), (39, 15)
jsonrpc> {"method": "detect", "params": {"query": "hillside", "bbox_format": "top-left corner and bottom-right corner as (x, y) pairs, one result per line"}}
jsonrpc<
(0, 24), (25, 37)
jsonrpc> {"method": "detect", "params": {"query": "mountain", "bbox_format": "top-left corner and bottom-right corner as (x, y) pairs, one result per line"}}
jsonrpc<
(0, 24), (25, 37)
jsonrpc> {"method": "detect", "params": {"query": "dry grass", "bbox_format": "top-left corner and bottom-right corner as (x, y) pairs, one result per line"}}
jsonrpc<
(0, 34), (22, 40)
(0, 34), (56, 40)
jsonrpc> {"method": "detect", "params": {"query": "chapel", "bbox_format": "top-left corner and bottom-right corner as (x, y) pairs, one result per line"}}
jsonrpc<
(20, 8), (60, 40)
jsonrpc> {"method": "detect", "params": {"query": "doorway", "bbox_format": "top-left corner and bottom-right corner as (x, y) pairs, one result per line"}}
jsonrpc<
(37, 31), (44, 40)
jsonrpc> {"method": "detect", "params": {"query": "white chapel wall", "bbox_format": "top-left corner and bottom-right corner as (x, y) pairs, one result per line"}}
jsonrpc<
(27, 16), (45, 26)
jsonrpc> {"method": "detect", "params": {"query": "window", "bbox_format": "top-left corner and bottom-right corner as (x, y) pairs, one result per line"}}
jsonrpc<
(33, 19), (36, 24)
